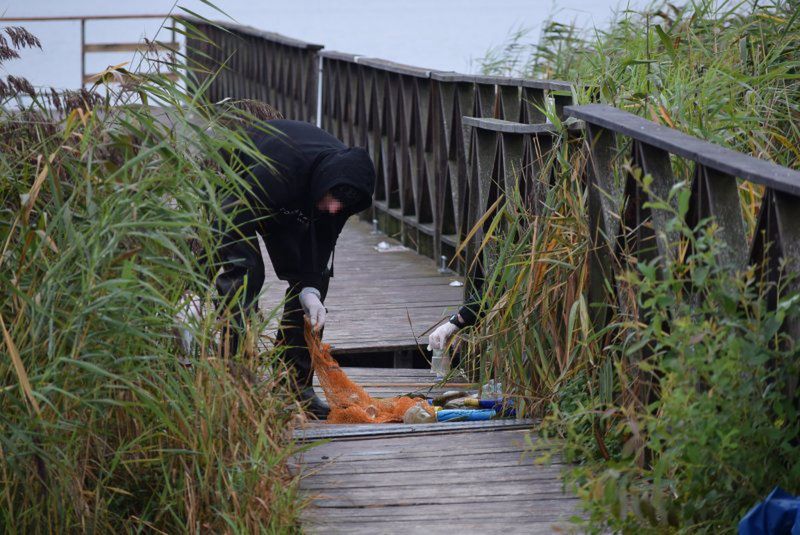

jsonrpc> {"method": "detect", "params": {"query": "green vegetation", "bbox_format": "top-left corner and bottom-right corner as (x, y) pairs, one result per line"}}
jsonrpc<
(0, 21), (304, 533)
(472, 0), (800, 531)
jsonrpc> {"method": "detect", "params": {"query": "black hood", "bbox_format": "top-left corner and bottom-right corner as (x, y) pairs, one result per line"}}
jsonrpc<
(311, 147), (376, 215)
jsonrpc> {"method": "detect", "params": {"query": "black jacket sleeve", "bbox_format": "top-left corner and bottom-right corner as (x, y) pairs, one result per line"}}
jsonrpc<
(457, 261), (484, 327)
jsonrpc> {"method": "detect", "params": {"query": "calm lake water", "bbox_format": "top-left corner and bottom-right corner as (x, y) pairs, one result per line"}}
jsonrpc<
(3, 0), (645, 90)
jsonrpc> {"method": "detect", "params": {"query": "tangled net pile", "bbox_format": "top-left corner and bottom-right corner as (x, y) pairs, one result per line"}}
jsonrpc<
(305, 325), (435, 424)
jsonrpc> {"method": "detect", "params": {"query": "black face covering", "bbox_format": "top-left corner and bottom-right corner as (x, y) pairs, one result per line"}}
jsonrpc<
(329, 184), (364, 211)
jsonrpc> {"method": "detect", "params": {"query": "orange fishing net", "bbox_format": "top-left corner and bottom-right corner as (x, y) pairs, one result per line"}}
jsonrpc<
(304, 324), (435, 424)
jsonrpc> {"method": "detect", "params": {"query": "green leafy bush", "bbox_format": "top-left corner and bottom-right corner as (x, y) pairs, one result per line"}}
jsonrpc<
(560, 194), (800, 531)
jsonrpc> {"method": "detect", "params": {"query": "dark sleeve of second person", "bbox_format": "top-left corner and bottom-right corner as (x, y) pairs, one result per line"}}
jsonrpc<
(457, 258), (484, 327)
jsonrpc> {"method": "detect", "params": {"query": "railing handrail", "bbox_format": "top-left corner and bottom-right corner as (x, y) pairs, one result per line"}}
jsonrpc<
(566, 104), (800, 196)
(318, 48), (577, 92)
(0, 14), (173, 22)
(462, 117), (559, 134)
(177, 15), (323, 51)
(1, 13), (180, 87)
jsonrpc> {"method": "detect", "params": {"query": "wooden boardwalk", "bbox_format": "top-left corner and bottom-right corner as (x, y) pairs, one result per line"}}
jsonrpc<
(293, 368), (582, 534)
(259, 217), (464, 355)
(255, 218), (580, 532)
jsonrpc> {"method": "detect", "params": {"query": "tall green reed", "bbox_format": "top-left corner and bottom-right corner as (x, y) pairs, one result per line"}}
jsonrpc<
(462, 126), (597, 418)
(1, 16), (304, 533)
(482, 0), (800, 170)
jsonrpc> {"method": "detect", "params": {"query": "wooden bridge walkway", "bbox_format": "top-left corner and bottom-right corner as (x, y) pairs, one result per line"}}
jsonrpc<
(293, 368), (581, 534)
(256, 222), (582, 533)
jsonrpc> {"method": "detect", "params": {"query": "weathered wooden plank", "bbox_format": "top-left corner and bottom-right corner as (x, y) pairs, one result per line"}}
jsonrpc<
(295, 419), (537, 441)
(307, 482), (571, 507)
(302, 520), (576, 535)
(302, 465), (567, 489)
(297, 430), (542, 461)
(313, 376), (466, 385)
(326, 367), (438, 376)
(298, 435), (534, 460)
(298, 430), (539, 451)
(315, 389), (467, 400)
(462, 117), (560, 135)
(297, 442), (543, 465)
(294, 454), (567, 476)
(302, 499), (579, 520)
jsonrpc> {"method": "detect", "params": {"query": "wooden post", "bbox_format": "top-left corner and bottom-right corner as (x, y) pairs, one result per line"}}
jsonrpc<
(80, 18), (86, 87)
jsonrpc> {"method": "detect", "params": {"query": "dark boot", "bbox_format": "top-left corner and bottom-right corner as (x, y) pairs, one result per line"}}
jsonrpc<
(299, 386), (330, 420)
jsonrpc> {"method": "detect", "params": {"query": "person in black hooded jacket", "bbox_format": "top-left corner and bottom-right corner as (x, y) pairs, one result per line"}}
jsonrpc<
(215, 119), (375, 418)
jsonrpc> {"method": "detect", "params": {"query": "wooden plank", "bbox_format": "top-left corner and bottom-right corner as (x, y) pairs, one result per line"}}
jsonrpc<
(322, 366), (440, 379)
(317, 381), (471, 387)
(295, 419), (537, 441)
(306, 481), (570, 507)
(327, 367), (439, 376)
(302, 499), (579, 520)
(296, 448), (542, 467)
(463, 116), (559, 135)
(295, 455), (568, 476)
(296, 455), (569, 477)
(84, 42), (178, 53)
(303, 520), (576, 535)
(297, 429), (540, 457)
(301, 465), (567, 489)
(83, 71), (179, 84)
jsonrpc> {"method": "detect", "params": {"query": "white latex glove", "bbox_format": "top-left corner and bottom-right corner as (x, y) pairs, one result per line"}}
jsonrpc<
(174, 293), (204, 360)
(427, 321), (459, 351)
(299, 287), (326, 331)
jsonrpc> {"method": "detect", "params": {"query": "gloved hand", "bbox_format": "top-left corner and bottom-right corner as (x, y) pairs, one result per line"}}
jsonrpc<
(174, 293), (204, 361)
(299, 287), (326, 331)
(427, 321), (459, 351)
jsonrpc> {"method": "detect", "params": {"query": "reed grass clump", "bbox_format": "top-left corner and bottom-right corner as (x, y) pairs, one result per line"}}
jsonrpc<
(471, 0), (800, 530)
(0, 20), (303, 533)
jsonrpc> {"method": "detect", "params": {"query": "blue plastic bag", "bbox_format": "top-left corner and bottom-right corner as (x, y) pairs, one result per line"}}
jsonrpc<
(739, 487), (800, 535)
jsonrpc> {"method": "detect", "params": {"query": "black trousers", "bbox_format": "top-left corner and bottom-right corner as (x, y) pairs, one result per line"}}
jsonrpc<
(214, 199), (328, 389)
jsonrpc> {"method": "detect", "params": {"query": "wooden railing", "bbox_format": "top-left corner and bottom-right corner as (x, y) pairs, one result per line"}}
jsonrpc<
(317, 54), (576, 271)
(566, 104), (800, 332)
(0, 14), (178, 86)
(181, 20), (577, 271)
(180, 19), (800, 333)
(182, 19), (322, 124)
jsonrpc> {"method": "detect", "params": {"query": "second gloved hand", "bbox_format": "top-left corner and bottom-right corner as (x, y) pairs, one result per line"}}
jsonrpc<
(427, 321), (459, 351)
(299, 287), (326, 331)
